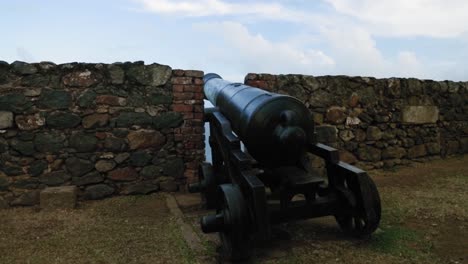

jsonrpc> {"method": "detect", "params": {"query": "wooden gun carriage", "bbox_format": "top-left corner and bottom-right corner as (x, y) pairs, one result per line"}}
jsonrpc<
(189, 73), (381, 261)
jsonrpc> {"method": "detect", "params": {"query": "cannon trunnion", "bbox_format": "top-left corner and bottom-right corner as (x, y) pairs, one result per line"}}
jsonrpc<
(190, 74), (381, 261)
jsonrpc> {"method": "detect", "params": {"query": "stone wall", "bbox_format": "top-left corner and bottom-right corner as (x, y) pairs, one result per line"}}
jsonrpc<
(1, 60), (467, 208)
(245, 74), (468, 171)
(0, 61), (204, 208)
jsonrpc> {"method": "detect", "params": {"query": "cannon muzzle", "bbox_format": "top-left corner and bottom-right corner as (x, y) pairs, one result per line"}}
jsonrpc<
(203, 73), (315, 167)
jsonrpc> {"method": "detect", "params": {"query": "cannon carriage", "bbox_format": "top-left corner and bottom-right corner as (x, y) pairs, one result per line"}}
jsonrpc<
(189, 73), (381, 261)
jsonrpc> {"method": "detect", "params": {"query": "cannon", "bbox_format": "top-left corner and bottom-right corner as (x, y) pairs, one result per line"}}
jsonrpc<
(189, 73), (381, 261)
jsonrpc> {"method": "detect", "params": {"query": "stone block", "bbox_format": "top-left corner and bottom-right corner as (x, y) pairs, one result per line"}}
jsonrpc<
(408, 144), (427, 159)
(0, 93), (29, 113)
(123, 181), (159, 195)
(382, 146), (406, 159)
(339, 150), (357, 164)
(82, 114), (109, 128)
(315, 126), (338, 143)
(69, 133), (98, 152)
(108, 167), (138, 181)
(127, 130), (165, 150)
(460, 138), (468, 153)
(402, 106), (439, 124)
(37, 90), (71, 109)
(0, 197), (9, 209)
(160, 178), (178, 192)
(446, 140), (460, 155)
(63, 70), (99, 87)
(83, 184), (114, 200)
(0, 111), (13, 129)
(11, 190), (40, 206)
(72, 171), (104, 186)
(12, 61), (37, 75)
(326, 106), (346, 124)
(40, 186), (77, 210)
(15, 114), (45, 130)
(163, 158), (184, 178)
(357, 146), (382, 162)
(426, 142), (441, 155)
(367, 126), (383, 141)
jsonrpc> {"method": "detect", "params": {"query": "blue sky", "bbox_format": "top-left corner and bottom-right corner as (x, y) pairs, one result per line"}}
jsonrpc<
(1, 0), (467, 81)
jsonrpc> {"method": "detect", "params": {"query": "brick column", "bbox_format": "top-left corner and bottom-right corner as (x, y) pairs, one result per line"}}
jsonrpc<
(171, 70), (205, 185)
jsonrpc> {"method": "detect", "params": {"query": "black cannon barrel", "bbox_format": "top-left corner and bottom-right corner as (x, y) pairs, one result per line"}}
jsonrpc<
(204, 73), (315, 167)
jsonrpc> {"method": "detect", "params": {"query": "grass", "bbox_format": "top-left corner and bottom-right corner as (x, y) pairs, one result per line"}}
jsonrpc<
(1, 156), (467, 264)
(192, 155), (468, 263)
(369, 226), (425, 255)
(0, 194), (195, 264)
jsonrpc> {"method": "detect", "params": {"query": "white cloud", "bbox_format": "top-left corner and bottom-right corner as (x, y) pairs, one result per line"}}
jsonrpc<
(325, 0), (468, 37)
(321, 26), (387, 76)
(195, 21), (335, 75)
(16, 47), (36, 62)
(131, 0), (468, 80)
(397, 51), (421, 71)
(320, 26), (432, 79)
(134, 0), (308, 22)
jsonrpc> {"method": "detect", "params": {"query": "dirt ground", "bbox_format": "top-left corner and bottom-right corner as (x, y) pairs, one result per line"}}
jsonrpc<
(182, 155), (468, 264)
(0, 155), (466, 264)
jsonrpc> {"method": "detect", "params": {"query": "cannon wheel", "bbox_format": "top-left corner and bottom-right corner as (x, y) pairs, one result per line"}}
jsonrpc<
(217, 184), (253, 261)
(335, 173), (381, 237)
(198, 162), (218, 209)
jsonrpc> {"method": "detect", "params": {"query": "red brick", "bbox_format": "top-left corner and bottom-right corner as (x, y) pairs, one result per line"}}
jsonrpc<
(193, 127), (204, 133)
(174, 92), (193, 100)
(188, 135), (204, 141)
(183, 100), (197, 105)
(184, 142), (195, 149)
(183, 112), (194, 119)
(193, 105), (204, 113)
(172, 77), (192, 85)
(172, 69), (185, 76)
(173, 104), (193, 112)
(174, 128), (181, 133)
(173, 85), (184, 92)
(194, 78), (204, 85)
(190, 120), (204, 126)
(181, 127), (192, 133)
(194, 93), (205, 100)
(184, 169), (197, 179)
(194, 86), (204, 93)
(174, 134), (184, 141)
(184, 70), (204, 78)
(191, 119), (204, 124)
(195, 142), (205, 149)
(186, 161), (198, 169)
(194, 113), (203, 119)
(183, 85), (201, 92)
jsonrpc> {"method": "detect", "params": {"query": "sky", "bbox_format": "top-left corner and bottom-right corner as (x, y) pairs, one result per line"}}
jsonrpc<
(1, 0), (468, 82)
